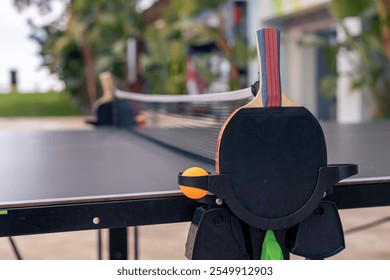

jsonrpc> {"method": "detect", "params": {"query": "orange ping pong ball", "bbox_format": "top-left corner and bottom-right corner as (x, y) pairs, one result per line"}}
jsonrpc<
(180, 167), (208, 199)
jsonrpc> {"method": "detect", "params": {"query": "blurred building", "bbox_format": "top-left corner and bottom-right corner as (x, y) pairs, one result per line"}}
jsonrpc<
(143, 0), (372, 123)
(246, 0), (371, 123)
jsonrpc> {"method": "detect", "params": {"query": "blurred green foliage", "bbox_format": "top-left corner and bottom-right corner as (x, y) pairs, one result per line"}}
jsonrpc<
(140, 0), (248, 94)
(15, 0), (253, 106)
(26, 0), (141, 109)
(141, 25), (187, 94)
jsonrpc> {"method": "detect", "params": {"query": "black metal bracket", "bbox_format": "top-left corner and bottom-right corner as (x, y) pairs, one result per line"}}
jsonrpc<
(178, 164), (357, 230)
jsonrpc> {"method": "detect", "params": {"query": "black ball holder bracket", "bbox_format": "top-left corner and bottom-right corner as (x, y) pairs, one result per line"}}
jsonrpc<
(178, 164), (356, 230)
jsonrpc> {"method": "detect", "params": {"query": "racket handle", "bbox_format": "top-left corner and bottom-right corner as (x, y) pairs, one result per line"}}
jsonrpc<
(255, 28), (282, 108)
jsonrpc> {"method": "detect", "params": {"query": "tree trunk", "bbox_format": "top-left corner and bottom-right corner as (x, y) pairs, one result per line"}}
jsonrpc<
(215, 34), (241, 90)
(376, 0), (390, 63)
(81, 41), (98, 109)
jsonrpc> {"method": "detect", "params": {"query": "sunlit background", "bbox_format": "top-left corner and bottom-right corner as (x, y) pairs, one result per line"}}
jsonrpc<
(0, 0), (64, 92)
(0, 0), (389, 122)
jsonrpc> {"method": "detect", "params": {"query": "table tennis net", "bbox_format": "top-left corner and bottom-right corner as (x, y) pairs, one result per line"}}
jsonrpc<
(114, 88), (253, 160)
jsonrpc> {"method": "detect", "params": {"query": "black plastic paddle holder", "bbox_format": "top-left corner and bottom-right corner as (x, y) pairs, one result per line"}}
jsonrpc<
(179, 163), (357, 259)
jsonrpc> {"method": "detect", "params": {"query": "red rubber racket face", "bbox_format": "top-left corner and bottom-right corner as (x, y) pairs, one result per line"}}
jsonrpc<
(215, 28), (327, 222)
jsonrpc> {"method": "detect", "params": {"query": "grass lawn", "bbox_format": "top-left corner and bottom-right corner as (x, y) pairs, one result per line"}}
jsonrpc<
(0, 92), (83, 117)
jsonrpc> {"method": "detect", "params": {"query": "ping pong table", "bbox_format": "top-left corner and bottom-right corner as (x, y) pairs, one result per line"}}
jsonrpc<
(0, 121), (389, 259)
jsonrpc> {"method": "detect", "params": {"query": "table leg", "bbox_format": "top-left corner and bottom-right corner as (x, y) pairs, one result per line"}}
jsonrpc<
(134, 227), (139, 260)
(97, 229), (103, 260)
(109, 227), (128, 260)
(8, 237), (22, 260)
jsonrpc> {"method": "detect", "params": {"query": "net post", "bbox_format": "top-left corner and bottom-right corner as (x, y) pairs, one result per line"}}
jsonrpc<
(97, 71), (120, 126)
(98, 72), (115, 104)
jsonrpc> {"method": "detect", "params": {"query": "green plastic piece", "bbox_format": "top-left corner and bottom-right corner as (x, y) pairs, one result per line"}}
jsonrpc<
(260, 230), (284, 260)
(0, 210), (8, 215)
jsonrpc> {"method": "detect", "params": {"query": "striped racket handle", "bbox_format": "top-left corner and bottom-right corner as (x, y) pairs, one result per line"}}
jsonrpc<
(255, 28), (285, 260)
(255, 28), (282, 108)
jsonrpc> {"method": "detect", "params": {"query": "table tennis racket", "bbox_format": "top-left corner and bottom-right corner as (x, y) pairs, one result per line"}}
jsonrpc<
(215, 28), (327, 230)
(178, 28), (353, 260)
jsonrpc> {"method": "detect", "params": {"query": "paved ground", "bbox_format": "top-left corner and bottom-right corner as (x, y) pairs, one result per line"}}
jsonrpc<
(0, 117), (389, 260)
(0, 116), (94, 131)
